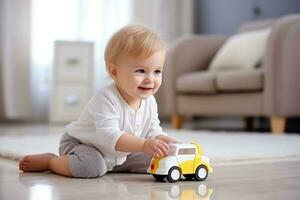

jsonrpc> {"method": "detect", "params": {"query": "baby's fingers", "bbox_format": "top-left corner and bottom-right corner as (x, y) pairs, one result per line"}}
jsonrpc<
(157, 141), (169, 156)
(154, 147), (164, 158)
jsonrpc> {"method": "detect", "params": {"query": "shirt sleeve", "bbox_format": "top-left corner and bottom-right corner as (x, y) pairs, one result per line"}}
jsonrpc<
(88, 94), (125, 153)
(145, 96), (167, 139)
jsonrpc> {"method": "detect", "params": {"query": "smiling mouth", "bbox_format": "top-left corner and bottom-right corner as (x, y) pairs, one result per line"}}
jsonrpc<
(138, 87), (153, 91)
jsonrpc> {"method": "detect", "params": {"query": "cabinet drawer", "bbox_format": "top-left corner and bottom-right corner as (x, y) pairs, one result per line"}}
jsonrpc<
(55, 42), (93, 82)
(51, 85), (90, 121)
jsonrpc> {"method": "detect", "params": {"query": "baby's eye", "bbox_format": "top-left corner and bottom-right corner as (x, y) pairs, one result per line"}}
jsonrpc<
(154, 70), (162, 75)
(135, 69), (145, 73)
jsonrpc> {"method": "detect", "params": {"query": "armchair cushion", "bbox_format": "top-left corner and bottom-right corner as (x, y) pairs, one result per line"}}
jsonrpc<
(177, 71), (217, 94)
(216, 69), (263, 92)
(176, 69), (263, 94)
(209, 28), (271, 70)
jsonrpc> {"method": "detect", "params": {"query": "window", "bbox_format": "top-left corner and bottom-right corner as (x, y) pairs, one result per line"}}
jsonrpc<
(178, 148), (196, 155)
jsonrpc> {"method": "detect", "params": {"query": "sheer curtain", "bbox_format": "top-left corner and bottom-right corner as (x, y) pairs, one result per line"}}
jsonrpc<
(132, 0), (194, 44)
(0, 0), (31, 120)
(30, 0), (133, 120)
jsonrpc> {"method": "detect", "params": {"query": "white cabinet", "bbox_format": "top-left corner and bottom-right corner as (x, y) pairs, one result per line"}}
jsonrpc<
(50, 41), (93, 123)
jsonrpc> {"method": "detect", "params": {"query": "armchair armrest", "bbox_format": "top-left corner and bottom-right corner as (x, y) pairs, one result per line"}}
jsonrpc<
(264, 14), (300, 116)
(156, 35), (227, 117)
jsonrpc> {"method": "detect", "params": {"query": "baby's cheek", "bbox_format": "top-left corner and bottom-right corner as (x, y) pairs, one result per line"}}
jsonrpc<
(156, 84), (162, 91)
(156, 78), (162, 87)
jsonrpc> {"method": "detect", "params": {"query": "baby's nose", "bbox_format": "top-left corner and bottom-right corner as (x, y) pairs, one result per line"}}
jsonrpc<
(144, 74), (154, 82)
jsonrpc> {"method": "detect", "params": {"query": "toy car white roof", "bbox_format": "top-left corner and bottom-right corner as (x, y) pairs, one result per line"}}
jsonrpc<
(169, 143), (197, 149)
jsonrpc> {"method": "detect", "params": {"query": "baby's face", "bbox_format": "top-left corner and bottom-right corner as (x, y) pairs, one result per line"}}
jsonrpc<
(112, 49), (166, 107)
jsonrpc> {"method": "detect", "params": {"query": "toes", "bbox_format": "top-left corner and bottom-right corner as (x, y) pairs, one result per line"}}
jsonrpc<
(19, 158), (30, 171)
(21, 163), (29, 171)
(19, 160), (24, 170)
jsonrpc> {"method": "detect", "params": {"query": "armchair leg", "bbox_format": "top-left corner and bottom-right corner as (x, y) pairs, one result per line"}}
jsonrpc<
(244, 117), (254, 131)
(172, 115), (184, 129)
(270, 116), (286, 134)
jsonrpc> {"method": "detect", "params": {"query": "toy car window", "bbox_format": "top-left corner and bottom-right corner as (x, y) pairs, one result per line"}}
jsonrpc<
(178, 148), (196, 155)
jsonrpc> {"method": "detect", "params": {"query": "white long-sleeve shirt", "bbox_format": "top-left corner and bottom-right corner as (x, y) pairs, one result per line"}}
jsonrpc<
(65, 83), (166, 170)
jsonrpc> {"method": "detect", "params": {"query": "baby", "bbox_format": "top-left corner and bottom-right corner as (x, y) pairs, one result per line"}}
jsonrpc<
(19, 24), (177, 178)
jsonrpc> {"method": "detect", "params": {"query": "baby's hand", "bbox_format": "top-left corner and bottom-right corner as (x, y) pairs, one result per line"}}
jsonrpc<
(156, 135), (179, 144)
(143, 139), (169, 158)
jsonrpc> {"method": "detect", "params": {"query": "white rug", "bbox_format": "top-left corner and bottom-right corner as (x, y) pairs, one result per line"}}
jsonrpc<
(1, 129), (300, 164)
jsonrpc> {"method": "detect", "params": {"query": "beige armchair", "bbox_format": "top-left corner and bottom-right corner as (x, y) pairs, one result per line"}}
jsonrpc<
(157, 14), (300, 133)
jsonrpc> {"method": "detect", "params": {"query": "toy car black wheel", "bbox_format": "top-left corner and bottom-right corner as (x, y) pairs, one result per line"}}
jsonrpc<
(167, 166), (181, 182)
(195, 165), (208, 181)
(152, 174), (166, 181)
(183, 174), (194, 180)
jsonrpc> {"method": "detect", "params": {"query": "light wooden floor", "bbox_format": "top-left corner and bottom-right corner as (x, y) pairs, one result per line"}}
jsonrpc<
(1, 158), (300, 200)
(1, 123), (300, 199)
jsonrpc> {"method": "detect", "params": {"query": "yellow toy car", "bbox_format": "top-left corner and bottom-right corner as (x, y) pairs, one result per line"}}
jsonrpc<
(147, 142), (213, 182)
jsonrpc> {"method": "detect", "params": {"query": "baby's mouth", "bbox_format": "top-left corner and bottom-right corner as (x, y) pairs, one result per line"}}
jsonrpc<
(138, 86), (153, 92)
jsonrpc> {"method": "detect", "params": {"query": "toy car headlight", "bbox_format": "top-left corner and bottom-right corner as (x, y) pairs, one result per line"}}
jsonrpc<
(150, 163), (156, 170)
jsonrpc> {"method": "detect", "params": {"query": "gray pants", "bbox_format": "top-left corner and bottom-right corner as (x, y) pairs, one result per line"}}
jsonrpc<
(59, 133), (152, 178)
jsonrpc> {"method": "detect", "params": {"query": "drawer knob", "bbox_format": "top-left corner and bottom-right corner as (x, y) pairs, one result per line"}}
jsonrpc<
(65, 95), (79, 106)
(66, 58), (80, 67)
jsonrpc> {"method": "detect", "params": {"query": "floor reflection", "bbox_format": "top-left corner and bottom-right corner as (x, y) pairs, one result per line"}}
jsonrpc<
(18, 172), (214, 200)
(29, 184), (57, 200)
(150, 183), (213, 200)
(18, 172), (131, 199)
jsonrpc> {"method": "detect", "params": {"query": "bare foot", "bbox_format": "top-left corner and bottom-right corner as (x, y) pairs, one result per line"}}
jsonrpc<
(19, 153), (58, 172)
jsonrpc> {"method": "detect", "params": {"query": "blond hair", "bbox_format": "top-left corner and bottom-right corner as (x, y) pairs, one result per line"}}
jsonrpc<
(104, 24), (166, 69)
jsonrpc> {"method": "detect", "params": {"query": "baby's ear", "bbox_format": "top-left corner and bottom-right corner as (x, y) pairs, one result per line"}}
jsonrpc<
(108, 63), (117, 78)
